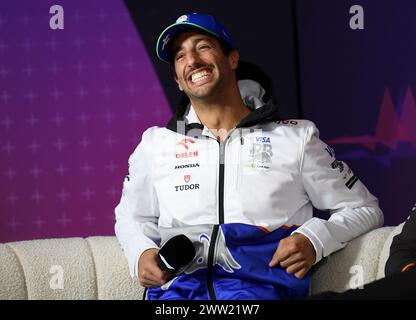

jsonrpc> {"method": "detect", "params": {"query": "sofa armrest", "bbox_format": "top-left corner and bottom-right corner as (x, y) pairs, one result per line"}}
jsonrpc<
(310, 227), (395, 295)
(0, 237), (144, 300)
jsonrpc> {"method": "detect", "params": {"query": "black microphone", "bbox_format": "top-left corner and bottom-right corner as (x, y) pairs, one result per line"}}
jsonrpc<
(157, 234), (196, 274)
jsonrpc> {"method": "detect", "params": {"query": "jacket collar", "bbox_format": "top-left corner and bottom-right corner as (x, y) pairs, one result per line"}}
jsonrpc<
(166, 79), (280, 136)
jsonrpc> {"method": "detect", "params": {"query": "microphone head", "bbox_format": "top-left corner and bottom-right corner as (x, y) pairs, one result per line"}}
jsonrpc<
(157, 234), (196, 274)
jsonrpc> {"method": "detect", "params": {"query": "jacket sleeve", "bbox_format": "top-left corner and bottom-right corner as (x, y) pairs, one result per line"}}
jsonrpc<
(293, 122), (384, 264)
(114, 137), (161, 278)
(385, 209), (416, 276)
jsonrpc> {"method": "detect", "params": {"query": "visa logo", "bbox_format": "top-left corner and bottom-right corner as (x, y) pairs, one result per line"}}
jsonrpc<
(255, 137), (271, 143)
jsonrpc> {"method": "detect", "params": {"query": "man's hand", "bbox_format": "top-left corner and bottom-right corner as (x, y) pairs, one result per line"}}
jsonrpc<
(138, 248), (170, 287)
(269, 233), (316, 279)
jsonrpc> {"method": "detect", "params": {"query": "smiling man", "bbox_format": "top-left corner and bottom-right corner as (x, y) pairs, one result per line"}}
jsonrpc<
(170, 28), (251, 141)
(115, 13), (383, 300)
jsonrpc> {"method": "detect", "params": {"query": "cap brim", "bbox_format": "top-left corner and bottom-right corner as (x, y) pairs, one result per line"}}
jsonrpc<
(156, 22), (224, 64)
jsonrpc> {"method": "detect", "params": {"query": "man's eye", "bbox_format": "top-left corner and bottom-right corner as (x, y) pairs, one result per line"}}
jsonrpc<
(176, 54), (184, 61)
(198, 45), (210, 50)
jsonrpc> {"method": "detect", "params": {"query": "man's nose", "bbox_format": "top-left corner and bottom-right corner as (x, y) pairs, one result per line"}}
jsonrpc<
(185, 50), (202, 67)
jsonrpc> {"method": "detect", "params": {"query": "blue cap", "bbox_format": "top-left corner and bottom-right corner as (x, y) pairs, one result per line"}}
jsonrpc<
(156, 13), (236, 64)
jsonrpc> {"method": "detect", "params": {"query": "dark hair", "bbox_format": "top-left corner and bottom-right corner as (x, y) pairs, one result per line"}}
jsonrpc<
(168, 27), (235, 65)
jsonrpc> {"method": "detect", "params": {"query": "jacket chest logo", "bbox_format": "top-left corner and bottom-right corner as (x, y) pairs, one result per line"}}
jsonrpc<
(255, 136), (271, 143)
(176, 138), (199, 159)
(174, 174), (200, 192)
(249, 137), (273, 169)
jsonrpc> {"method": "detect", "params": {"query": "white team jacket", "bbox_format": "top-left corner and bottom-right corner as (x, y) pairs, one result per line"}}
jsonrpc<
(115, 80), (384, 278)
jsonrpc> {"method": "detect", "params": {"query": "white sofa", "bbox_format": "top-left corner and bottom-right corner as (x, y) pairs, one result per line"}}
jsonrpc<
(0, 225), (403, 299)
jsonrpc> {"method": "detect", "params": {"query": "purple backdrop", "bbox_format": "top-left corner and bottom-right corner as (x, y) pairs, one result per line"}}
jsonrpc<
(297, 0), (416, 226)
(0, 1), (171, 242)
(2, 1), (415, 243)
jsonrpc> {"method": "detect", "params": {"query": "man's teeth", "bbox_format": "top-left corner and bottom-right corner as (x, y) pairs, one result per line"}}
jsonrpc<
(191, 70), (211, 83)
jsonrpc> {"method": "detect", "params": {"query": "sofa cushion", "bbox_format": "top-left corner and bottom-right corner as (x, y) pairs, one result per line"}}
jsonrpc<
(87, 236), (143, 299)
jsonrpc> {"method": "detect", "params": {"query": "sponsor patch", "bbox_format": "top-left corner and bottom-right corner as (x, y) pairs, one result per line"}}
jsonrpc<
(248, 143), (273, 169)
(255, 136), (271, 143)
(331, 160), (344, 173)
(176, 15), (188, 23)
(345, 175), (358, 189)
(176, 138), (198, 159)
(177, 138), (195, 150)
(161, 34), (170, 51)
(174, 184), (200, 192)
(174, 174), (199, 192)
(174, 163), (200, 170)
(176, 151), (198, 159)
(276, 120), (298, 125)
(325, 145), (335, 158)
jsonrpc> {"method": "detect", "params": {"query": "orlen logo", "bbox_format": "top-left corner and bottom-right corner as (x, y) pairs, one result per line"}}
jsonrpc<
(177, 138), (195, 150)
(176, 138), (199, 159)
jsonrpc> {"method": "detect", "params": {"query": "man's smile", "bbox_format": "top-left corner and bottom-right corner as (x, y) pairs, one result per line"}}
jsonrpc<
(186, 67), (214, 87)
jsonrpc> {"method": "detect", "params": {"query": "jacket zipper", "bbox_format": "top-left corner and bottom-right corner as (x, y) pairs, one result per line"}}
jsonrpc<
(207, 135), (228, 300)
(237, 129), (243, 189)
(218, 136), (226, 225)
(207, 224), (219, 300)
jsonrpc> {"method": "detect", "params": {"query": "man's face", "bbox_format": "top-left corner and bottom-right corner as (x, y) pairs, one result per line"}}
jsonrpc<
(172, 31), (239, 102)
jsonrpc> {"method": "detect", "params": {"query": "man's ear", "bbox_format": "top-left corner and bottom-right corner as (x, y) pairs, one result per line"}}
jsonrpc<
(173, 74), (184, 91)
(229, 50), (239, 70)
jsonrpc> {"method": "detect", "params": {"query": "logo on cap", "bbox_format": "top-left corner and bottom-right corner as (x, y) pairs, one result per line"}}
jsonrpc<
(161, 34), (170, 51)
(176, 15), (188, 23)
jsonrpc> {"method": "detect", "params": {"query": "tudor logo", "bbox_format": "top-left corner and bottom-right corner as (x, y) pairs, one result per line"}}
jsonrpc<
(174, 173), (199, 192)
(174, 184), (200, 192)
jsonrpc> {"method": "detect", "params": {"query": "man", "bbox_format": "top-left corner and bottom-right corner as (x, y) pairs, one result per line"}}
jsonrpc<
(115, 13), (383, 300)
